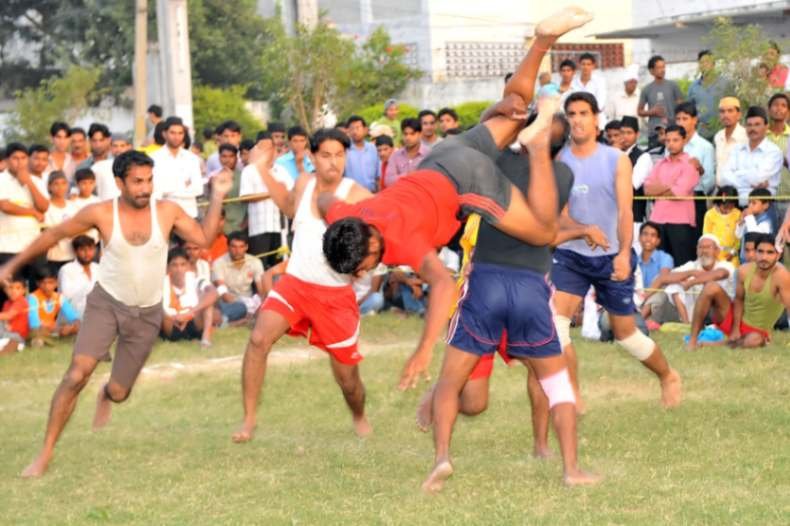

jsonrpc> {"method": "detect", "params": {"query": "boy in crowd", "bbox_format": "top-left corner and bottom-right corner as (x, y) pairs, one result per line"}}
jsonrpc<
(28, 268), (80, 346)
(162, 248), (218, 347)
(736, 188), (774, 239)
(57, 235), (99, 318)
(374, 135), (394, 190)
(437, 108), (460, 135)
(43, 171), (77, 275)
(0, 276), (29, 355)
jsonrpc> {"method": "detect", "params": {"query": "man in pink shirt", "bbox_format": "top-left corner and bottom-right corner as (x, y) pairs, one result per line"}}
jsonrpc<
(383, 118), (430, 188)
(644, 124), (700, 265)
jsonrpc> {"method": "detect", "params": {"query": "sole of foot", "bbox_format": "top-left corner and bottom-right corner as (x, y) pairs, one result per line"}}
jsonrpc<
(661, 369), (682, 409)
(422, 460), (454, 495)
(564, 470), (603, 486)
(535, 7), (594, 38)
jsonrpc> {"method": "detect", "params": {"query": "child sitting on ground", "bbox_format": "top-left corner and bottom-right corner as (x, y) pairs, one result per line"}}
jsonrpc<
(703, 185), (741, 265)
(0, 276), (29, 355)
(27, 268), (80, 347)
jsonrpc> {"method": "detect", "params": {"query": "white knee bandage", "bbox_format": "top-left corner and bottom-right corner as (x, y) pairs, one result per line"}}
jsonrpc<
(554, 315), (572, 348)
(616, 330), (655, 361)
(539, 368), (576, 409)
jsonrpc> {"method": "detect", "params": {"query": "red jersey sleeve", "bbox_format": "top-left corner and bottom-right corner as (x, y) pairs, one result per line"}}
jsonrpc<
(326, 200), (360, 224)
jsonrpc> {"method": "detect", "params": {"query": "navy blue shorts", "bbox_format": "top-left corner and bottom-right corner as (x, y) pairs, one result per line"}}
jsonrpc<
(447, 263), (561, 359)
(550, 248), (636, 316)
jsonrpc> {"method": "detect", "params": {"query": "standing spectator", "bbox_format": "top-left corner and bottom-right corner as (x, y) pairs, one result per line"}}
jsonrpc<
(275, 126), (314, 181)
(643, 125), (700, 265)
(57, 235), (99, 318)
(572, 53), (607, 128)
(764, 41), (789, 90)
(372, 99), (402, 145)
(267, 122), (288, 156)
(68, 127), (89, 169)
(419, 110), (442, 148)
(766, 93), (790, 220)
(201, 126), (217, 159)
(28, 144), (51, 181)
(145, 104), (163, 145)
(206, 120), (242, 174)
(43, 171), (77, 275)
(139, 121), (166, 156)
(79, 124), (114, 200)
(161, 248), (218, 347)
(151, 116), (204, 218)
(437, 107), (460, 135)
(713, 97), (747, 187)
(211, 231), (264, 323)
(27, 267), (81, 346)
(703, 186), (741, 264)
(687, 50), (730, 141)
(638, 55), (683, 148)
(240, 135), (294, 268)
(620, 116), (653, 231)
(239, 139), (255, 168)
(720, 106), (783, 207)
(354, 264), (387, 316)
(71, 168), (100, 211)
(344, 115), (379, 192)
(674, 101), (715, 236)
(77, 123), (112, 170)
(47, 122), (76, 183)
(0, 276), (29, 354)
(607, 64), (640, 122)
(557, 59), (576, 106)
(109, 134), (132, 158)
(603, 120), (623, 149)
(211, 144), (245, 234)
(374, 135), (395, 191)
(383, 118), (428, 188)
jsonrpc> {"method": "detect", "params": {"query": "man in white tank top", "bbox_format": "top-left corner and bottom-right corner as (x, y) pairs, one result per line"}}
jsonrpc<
(0, 150), (233, 478)
(230, 129), (373, 443)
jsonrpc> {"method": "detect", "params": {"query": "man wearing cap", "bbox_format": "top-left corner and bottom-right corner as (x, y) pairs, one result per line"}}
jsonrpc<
(714, 97), (748, 188)
(371, 99), (402, 146)
(641, 234), (734, 325)
(688, 50), (730, 141)
(607, 65), (641, 122)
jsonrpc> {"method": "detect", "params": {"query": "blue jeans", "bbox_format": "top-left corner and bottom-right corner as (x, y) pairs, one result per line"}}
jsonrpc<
(218, 300), (247, 322)
(359, 292), (384, 315)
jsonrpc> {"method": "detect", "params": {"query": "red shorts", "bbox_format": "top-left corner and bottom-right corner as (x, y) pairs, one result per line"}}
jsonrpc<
(262, 274), (362, 365)
(468, 333), (512, 380)
(716, 304), (770, 342)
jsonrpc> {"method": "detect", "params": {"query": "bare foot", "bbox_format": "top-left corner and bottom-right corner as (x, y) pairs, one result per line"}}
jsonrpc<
(415, 385), (435, 432)
(533, 446), (554, 459)
(535, 6), (594, 38)
(231, 421), (256, 443)
(564, 468), (603, 486)
(21, 451), (52, 478)
(660, 368), (682, 409)
(421, 459), (454, 494)
(353, 416), (373, 438)
(518, 96), (559, 148)
(685, 338), (698, 352)
(92, 388), (113, 431)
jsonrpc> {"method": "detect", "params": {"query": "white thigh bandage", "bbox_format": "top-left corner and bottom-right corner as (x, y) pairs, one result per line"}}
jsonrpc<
(539, 368), (576, 409)
(554, 315), (572, 348)
(616, 330), (655, 361)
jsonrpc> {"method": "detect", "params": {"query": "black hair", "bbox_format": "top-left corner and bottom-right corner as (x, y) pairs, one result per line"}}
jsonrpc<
(72, 234), (96, 251)
(752, 232), (777, 251)
(401, 117), (422, 133)
(192, 141), (204, 152)
(620, 116), (639, 132)
(152, 122), (167, 146)
(256, 130), (272, 142)
(697, 49), (712, 61)
(239, 139), (255, 151)
(0, 148), (5, 160)
(559, 59), (576, 70)
(112, 150), (154, 180)
(564, 92), (600, 114)
(745, 106), (768, 124)
(47, 170), (67, 186)
(674, 101), (698, 118)
(768, 41), (780, 53)
(220, 120), (242, 134)
(310, 127), (350, 153)
(665, 124), (686, 139)
(147, 104), (163, 117)
(504, 72), (514, 83)
(219, 143), (239, 155)
(267, 122), (286, 134)
(227, 230), (249, 245)
(288, 126), (309, 140)
(768, 93), (790, 109)
(579, 52), (596, 64)
(163, 116), (185, 131)
(743, 232), (762, 248)
(444, 127), (463, 136)
(714, 185), (738, 205)
(202, 126), (214, 140)
(28, 144), (49, 155)
(35, 266), (57, 282)
(5, 143), (28, 157)
(748, 188), (772, 202)
(50, 122), (71, 137)
(346, 115), (367, 127)
(167, 247), (189, 264)
(7, 274), (26, 287)
(604, 120), (622, 131)
(437, 108), (459, 121)
(70, 127), (86, 138)
(88, 122), (111, 139)
(418, 109), (437, 120)
(639, 221), (662, 237)
(375, 135), (394, 147)
(323, 217), (374, 275)
(647, 55), (665, 70)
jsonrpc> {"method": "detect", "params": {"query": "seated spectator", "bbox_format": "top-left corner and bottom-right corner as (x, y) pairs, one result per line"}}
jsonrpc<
(28, 268), (80, 346)
(260, 260), (287, 298)
(636, 221), (674, 299)
(211, 231), (264, 323)
(643, 124), (700, 265)
(43, 171), (77, 275)
(275, 126), (314, 180)
(57, 235), (99, 317)
(383, 118), (429, 188)
(385, 267), (427, 317)
(206, 209), (229, 263)
(741, 232), (760, 263)
(437, 107), (460, 135)
(0, 275), (29, 355)
(183, 241), (211, 282)
(374, 135), (394, 191)
(687, 233), (790, 349)
(603, 120), (622, 149)
(354, 264), (387, 316)
(162, 248), (218, 347)
(703, 186), (741, 264)
(642, 234), (734, 325)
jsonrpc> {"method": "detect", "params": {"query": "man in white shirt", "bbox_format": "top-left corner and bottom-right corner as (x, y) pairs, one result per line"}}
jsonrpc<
(572, 52), (607, 129)
(607, 64), (640, 122)
(713, 97), (748, 187)
(719, 106), (784, 207)
(151, 116), (204, 217)
(239, 134), (294, 268)
(206, 120), (242, 175)
(57, 235), (99, 317)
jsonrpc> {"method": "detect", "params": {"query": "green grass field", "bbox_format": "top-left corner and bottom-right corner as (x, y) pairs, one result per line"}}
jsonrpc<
(2, 314), (789, 525)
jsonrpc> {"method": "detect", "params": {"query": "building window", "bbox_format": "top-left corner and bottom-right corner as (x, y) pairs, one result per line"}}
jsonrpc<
(550, 43), (625, 70)
(445, 41), (525, 79)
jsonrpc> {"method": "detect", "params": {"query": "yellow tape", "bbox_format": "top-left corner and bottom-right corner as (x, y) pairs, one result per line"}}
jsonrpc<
(253, 245), (289, 259)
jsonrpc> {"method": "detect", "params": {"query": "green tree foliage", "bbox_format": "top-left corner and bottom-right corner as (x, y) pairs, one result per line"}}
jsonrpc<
(6, 66), (100, 144)
(454, 101), (494, 129)
(192, 85), (264, 140)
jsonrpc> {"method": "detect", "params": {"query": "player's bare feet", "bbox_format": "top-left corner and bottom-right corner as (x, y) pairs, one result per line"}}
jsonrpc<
(421, 459), (454, 494)
(415, 385), (435, 432)
(353, 415), (373, 438)
(518, 96), (559, 148)
(21, 451), (52, 478)
(231, 421), (256, 443)
(563, 468), (603, 486)
(92, 388), (113, 431)
(535, 7), (593, 38)
(660, 368), (682, 409)
(533, 446), (554, 459)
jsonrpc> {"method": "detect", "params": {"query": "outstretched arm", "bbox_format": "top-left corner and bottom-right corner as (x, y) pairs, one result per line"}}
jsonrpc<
(172, 170), (232, 248)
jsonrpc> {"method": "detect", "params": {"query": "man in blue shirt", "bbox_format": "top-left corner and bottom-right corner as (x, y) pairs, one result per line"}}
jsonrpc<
(637, 221), (674, 322)
(275, 126), (314, 180)
(687, 50), (730, 141)
(344, 115), (380, 192)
